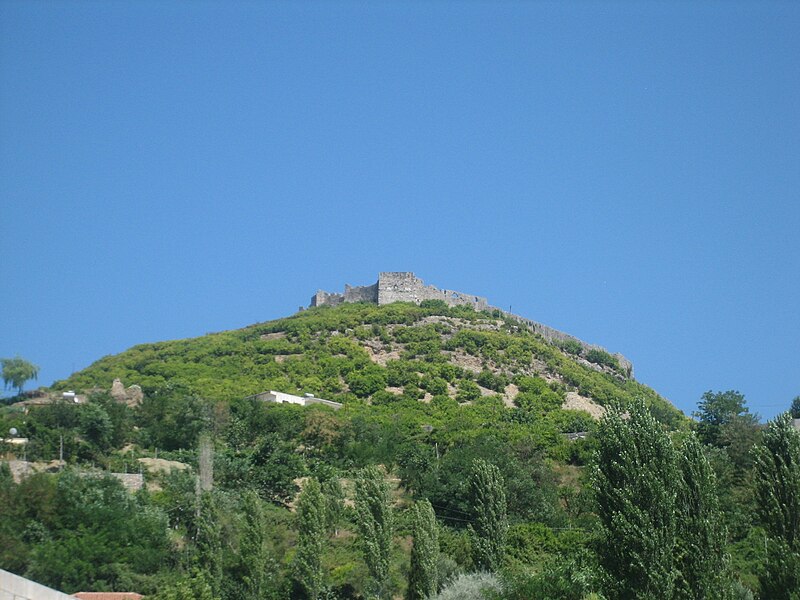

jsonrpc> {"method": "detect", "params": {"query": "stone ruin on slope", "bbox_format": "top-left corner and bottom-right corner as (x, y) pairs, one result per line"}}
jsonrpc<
(310, 271), (633, 378)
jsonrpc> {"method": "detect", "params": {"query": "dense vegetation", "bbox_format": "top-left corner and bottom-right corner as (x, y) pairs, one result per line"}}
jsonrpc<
(0, 301), (797, 599)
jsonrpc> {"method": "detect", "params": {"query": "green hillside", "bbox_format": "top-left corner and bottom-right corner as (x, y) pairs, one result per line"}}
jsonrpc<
(56, 300), (683, 427)
(10, 301), (788, 600)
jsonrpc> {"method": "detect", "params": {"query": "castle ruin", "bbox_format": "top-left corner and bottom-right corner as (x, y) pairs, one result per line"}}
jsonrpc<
(311, 272), (634, 377)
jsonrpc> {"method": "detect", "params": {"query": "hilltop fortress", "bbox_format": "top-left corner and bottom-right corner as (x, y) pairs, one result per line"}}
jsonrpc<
(311, 272), (633, 377)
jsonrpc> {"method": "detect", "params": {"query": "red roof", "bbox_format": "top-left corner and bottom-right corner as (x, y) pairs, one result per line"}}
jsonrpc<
(73, 593), (143, 600)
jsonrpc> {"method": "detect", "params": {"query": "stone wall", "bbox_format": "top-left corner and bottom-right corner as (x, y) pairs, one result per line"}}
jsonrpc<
(344, 282), (379, 304)
(309, 272), (633, 377)
(311, 283), (378, 307)
(503, 313), (634, 377)
(377, 272), (491, 310)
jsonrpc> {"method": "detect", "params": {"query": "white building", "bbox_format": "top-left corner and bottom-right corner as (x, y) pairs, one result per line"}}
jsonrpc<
(245, 390), (342, 410)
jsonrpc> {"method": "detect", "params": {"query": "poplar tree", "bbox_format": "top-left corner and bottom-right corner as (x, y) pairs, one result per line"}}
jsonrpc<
(753, 412), (800, 599)
(195, 491), (223, 594)
(468, 458), (507, 572)
(292, 477), (327, 599)
(355, 466), (394, 599)
(592, 402), (679, 599)
(675, 433), (730, 599)
(323, 477), (345, 537)
(239, 490), (269, 600)
(407, 499), (438, 600)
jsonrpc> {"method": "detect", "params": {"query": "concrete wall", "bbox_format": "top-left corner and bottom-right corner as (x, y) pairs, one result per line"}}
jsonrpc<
(1, 569), (75, 600)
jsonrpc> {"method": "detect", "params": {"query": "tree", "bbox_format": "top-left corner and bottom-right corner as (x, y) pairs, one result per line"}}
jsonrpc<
(694, 390), (758, 448)
(153, 570), (219, 600)
(78, 403), (113, 452)
(1, 356), (39, 396)
(790, 396), (800, 419)
(322, 477), (345, 537)
(195, 491), (223, 594)
(675, 433), (730, 599)
(239, 490), (270, 600)
(753, 412), (800, 599)
(468, 458), (507, 572)
(354, 465), (394, 599)
(592, 402), (679, 599)
(292, 478), (327, 599)
(407, 499), (438, 600)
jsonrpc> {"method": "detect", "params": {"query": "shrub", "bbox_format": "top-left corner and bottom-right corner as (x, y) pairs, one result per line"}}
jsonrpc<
(430, 572), (502, 600)
(584, 349), (619, 370)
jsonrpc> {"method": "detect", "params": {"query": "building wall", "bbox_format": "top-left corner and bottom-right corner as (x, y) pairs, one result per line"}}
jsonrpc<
(1, 569), (75, 600)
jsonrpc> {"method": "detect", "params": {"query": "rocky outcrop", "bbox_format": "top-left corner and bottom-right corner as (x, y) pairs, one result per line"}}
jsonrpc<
(110, 378), (144, 407)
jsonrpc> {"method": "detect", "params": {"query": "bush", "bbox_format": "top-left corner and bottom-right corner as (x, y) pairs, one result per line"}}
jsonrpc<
(431, 572), (502, 600)
(584, 349), (619, 370)
(560, 340), (584, 356)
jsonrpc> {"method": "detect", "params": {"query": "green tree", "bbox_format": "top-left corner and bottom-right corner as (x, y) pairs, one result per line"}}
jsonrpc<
(407, 499), (438, 600)
(694, 390), (757, 448)
(322, 477), (345, 537)
(593, 402), (679, 599)
(195, 491), (223, 594)
(78, 402), (113, 452)
(468, 458), (507, 572)
(675, 433), (730, 599)
(1, 356), (39, 396)
(153, 570), (219, 600)
(239, 490), (270, 600)
(292, 478), (327, 599)
(790, 396), (800, 419)
(753, 412), (800, 599)
(355, 465), (394, 598)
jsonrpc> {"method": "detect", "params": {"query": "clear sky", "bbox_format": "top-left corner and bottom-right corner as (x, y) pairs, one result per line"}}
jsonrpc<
(1, 1), (798, 420)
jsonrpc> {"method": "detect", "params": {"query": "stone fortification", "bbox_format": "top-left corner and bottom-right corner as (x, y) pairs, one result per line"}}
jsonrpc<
(311, 272), (633, 377)
(311, 272), (489, 310)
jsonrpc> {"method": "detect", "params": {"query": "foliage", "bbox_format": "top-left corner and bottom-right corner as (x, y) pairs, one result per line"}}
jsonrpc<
(237, 490), (270, 600)
(753, 412), (800, 598)
(592, 402), (679, 599)
(407, 499), (438, 600)
(195, 491), (223, 594)
(292, 478), (327, 599)
(469, 458), (508, 572)
(497, 550), (600, 600)
(152, 570), (220, 600)
(694, 390), (758, 449)
(1, 356), (39, 395)
(791, 396), (800, 419)
(675, 433), (731, 599)
(584, 348), (619, 370)
(354, 465), (394, 598)
(0, 300), (703, 597)
(23, 470), (170, 594)
(430, 571), (502, 600)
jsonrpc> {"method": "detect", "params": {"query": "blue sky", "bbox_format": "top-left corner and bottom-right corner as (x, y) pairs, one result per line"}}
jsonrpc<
(1, 1), (798, 419)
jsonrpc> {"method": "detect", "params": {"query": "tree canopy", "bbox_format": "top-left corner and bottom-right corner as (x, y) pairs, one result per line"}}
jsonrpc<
(1, 356), (39, 396)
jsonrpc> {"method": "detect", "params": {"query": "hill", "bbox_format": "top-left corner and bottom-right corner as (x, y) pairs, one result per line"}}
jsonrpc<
(55, 299), (683, 428)
(5, 294), (782, 600)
